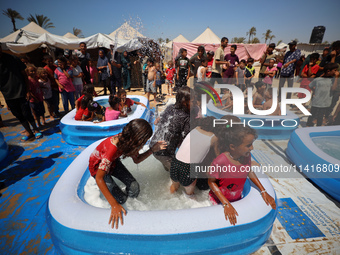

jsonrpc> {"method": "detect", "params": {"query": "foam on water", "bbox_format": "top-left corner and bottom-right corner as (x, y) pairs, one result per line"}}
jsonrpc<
(84, 147), (212, 211)
(312, 136), (340, 161)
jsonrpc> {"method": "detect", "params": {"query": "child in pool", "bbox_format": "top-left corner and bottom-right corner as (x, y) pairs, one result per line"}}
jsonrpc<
(105, 95), (122, 121)
(252, 81), (267, 109)
(88, 119), (167, 229)
(75, 84), (97, 110)
(117, 88), (146, 115)
(263, 88), (281, 115)
(88, 101), (105, 123)
(75, 94), (93, 121)
(26, 65), (46, 128)
(208, 125), (276, 225)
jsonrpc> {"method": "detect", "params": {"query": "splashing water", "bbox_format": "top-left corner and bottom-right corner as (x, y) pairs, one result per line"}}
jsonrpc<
(84, 149), (212, 211)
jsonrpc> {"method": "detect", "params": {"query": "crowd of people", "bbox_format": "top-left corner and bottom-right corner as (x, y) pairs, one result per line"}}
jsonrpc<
(1, 37), (339, 230)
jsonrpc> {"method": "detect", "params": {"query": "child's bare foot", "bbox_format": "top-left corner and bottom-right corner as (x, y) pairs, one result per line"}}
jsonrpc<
(170, 183), (179, 194)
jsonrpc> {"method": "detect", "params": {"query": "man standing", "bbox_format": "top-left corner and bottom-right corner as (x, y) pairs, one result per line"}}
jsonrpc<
(211, 37), (230, 85)
(278, 41), (301, 99)
(107, 44), (122, 95)
(76, 42), (91, 84)
(0, 43), (41, 141)
(259, 43), (276, 80)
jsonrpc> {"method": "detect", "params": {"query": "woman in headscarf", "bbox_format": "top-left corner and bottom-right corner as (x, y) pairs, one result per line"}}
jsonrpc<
(97, 49), (110, 95)
(121, 51), (132, 91)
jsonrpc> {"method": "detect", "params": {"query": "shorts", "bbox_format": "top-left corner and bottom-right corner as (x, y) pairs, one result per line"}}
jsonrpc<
(170, 157), (196, 187)
(30, 101), (45, 117)
(165, 79), (173, 85)
(146, 79), (157, 93)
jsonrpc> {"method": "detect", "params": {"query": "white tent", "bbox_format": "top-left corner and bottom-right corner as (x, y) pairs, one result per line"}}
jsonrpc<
(276, 42), (288, 50)
(109, 22), (145, 41)
(0, 22), (50, 43)
(192, 27), (220, 44)
(63, 32), (78, 39)
(165, 34), (189, 48)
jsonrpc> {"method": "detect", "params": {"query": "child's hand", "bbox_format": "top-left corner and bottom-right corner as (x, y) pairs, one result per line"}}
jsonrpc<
(261, 191), (276, 210)
(151, 141), (167, 152)
(141, 103), (147, 108)
(335, 71), (339, 78)
(223, 203), (239, 225)
(109, 204), (127, 229)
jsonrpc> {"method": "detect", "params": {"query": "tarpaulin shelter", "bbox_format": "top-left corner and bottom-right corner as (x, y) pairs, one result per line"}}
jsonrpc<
(109, 22), (145, 41)
(63, 32), (78, 39)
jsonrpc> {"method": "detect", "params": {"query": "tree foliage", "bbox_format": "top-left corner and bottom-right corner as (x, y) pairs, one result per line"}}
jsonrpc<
(246, 27), (256, 43)
(231, 37), (246, 43)
(73, 27), (84, 38)
(251, 37), (260, 44)
(2, 8), (24, 32)
(263, 29), (275, 44)
(27, 14), (55, 29)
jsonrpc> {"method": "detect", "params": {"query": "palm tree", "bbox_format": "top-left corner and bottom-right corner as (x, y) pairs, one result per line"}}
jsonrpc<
(2, 8), (24, 32)
(251, 37), (260, 44)
(27, 14), (55, 29)
(277, 40), (283, 45)
(246, 27), (256, 44)
(263, 29), (274, 44)
(269, 35), (276, 43)
(73, 27), (84, 38)
(157, 38), (164, 44)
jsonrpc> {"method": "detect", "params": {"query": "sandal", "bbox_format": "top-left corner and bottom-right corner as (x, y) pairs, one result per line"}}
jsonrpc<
(35, 132), (43, 139)
(21, 135), (34, 141)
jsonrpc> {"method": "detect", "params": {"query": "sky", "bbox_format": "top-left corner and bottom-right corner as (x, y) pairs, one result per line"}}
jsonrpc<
(1, 0), (340, 44)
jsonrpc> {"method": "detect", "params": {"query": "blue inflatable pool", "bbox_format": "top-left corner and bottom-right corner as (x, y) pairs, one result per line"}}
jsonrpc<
(0, 131), (8, 162)
(207, 100), (300, 140)
(47, 139), (277, 255)
(60, 95), (151, 146)
(286, 126), (340, 201)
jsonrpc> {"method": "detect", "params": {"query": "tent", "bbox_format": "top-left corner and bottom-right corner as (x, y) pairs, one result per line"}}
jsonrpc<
(0, 22), (50, 44)
(165, 34), (190, 48)
(173, 42), (267, 63)
(63, 32), (78, 39)
(109, 22), (145, 41)
(192, 27), (220, 44)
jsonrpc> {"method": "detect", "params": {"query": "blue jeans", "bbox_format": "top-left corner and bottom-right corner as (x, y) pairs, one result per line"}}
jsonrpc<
(60, 90), (75, 112)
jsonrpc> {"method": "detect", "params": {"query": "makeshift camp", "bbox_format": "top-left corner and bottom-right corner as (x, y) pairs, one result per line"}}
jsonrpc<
(192, 27), (221, 44)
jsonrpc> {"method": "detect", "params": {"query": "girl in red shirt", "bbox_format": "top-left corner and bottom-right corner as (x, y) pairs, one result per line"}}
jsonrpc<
(89, 119), (166, 229)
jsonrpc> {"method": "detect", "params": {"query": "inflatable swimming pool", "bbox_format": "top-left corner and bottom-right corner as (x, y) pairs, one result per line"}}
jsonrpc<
(47, 139), (277, 255)
(0, 131), (8, 162)
(206, 100), (300, 140)
(286, 126), (340, 201)
(60, 95), (151, 146)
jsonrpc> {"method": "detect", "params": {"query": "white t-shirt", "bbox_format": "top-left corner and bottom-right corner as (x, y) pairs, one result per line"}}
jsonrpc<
(197, 66), (205, 82)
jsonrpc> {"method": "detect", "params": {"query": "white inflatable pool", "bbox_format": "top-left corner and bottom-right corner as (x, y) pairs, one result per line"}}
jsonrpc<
(60, 95), (151, 145)
(47, 139), (277, 255)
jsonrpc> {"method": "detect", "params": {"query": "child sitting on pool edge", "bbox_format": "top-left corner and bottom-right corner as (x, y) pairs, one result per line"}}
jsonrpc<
(208, 125), (276, 225)
(88, 119), (166, 229)
(117, 89), (146, 116)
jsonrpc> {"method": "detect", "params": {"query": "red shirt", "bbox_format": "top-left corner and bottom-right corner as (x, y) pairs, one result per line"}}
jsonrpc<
(119, 98), (135, 111)
(28, 77), (44, 103)
(75, 107), (90, 120)
(300, 64), (320, 86)
(206, 59), (214, 77)
(209, 153), (251, 204)
(89, 137), (123, 176)
(166, 67), (176, 81)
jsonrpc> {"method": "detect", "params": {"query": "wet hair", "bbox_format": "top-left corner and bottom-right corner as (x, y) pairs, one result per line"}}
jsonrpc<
(109, 94), (120, 109)
(310, 53), (320, 61)
(174, 86), (191, 112)
(324, 63), (339, 74)
(117, 88), (127, 97)
(80, 94), (93, 110)
(255, 81), (265, 90)
(37, 67), (47, 77)
(247, 58), (254, 63)
(240, 59), (246, 64)
(88, 100), (101, 112)
(231, 44), (237, 50)
(82, 84), (95, 95)
(218, 125), (257, 153)
(221, 37), (229, 43)
(117, 119), (153, 157)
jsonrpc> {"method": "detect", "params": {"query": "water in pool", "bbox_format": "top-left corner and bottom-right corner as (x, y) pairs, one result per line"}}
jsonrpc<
(312, 136), (340, 160)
